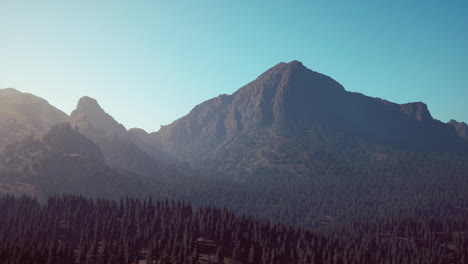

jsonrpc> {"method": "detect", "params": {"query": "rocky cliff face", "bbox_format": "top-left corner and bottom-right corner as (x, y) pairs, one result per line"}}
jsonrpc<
(399, 102), (432, 122)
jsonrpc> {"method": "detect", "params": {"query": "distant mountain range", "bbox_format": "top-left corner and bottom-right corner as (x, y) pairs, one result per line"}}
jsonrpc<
(0, 89), (179, 197)
(0, 60), (467, 205)
(2, 60), (468, 263)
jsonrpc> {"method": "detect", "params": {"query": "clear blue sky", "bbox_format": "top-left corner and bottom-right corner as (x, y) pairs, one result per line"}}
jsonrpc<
(1, 1), (467, 132)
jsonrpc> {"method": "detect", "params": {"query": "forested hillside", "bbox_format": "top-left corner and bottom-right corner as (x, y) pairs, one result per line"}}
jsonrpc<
(1, 122), (468, 234)
(1, 195), (467, 264)
(135, 125), (468, 228)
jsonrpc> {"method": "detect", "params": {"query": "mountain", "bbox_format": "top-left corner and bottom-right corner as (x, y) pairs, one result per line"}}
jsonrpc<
(1, 62), (467, 227)
(0, 89), (172, 179)
(1, 63), (468, 264)
(70, 96), (128, 139)
(0, 88), (68, 150)
(69, 96), (177, 178)
(152, 61), (468, 175)
(449, 119), (468, 141)
(0, 123), (143, 197)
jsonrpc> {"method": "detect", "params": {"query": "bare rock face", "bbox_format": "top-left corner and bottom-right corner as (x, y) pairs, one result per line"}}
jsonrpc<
(449, 120), (468, 141)
(400, 102), (432, 122)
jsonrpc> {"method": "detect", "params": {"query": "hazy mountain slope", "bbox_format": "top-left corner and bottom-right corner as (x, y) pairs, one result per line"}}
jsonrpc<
(152, 61), (468, 175)
(0, 88), (179, 180)
(69, 96), (177, 178)
(0, 123), (143, 198)
(0, 88), (68, 150)
(128, 127), (172, 161)
(70, 96), (127, 138)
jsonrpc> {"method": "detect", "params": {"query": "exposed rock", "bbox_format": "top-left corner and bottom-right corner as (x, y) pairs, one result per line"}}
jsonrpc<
(449, 120), (468, 140)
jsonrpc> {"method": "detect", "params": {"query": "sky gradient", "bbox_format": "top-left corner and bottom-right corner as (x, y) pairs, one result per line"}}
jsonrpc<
(1, 1), (467, 132)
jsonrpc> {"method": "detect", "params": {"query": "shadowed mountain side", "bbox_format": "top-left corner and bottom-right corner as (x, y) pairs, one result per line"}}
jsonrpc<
(128, 127), (173, 162)
(0, 88), (68, 150)
(97, 136), (180, 178)
(151, 61), (468, 174)
(0, 123), (144, 198)
(70, 96), (127, 138)
(70, 97), (182, 178)
(449, 119), (468, 141)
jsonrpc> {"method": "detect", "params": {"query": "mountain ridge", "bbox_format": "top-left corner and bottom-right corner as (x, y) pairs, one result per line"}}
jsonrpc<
(69, 96), (177, 178)
(0, 88), (69, 151)
(0, 123), (141, 197)
(1, 61), (467, 178)
(71, 96), (128, 139)
(1, 61), (468, 237)
(149, 61), (467, 175)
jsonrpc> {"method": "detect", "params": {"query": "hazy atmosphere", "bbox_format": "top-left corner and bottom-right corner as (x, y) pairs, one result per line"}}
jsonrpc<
(2, 1), (468, 263)
(1, 0), (467, 131)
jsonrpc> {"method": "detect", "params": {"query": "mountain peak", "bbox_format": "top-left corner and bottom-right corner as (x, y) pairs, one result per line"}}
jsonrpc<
(400, 102), (432, 122)
(288, 60), (304, 67)
(0, 87), (21, 94)
(71, 96), (127, 139)
(449, 119), (466, 126)
(76, 96), (102, 111)
(157, 60), (348, 144)
(244, 60), (346, 124)
(265, 60), (308, 75)
(448, 119), (468, 140)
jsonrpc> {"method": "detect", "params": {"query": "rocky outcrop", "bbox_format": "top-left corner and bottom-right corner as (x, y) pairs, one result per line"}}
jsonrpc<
(70, 96), (127, 139)
(449, 120), (468, 140)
